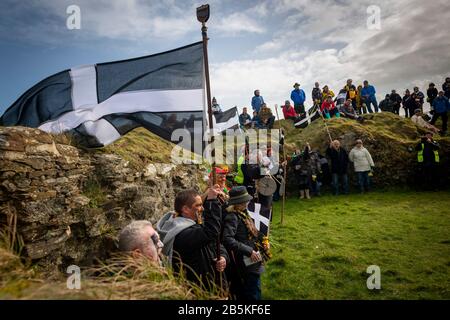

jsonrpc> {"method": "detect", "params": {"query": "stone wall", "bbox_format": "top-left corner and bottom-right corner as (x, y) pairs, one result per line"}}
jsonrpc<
(0, 127), (201, 274)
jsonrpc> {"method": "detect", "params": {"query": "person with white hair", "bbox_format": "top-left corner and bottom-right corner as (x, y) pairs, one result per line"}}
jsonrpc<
(118, 220), (164, 263)
(411, 109), (440, 134)
(349, 139), (375, 193)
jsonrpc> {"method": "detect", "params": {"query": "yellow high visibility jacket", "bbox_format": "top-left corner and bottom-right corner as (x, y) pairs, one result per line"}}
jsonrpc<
(234, 155), (245, 184)
(417, 143), (439, 163)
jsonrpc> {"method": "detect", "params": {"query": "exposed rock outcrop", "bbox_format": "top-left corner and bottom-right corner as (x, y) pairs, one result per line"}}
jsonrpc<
(0, 127), (201, 274)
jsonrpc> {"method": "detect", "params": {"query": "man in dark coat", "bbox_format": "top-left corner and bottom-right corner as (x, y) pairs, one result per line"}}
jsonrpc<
(389, 90), (402, 115)
(427, 83), (439, 109)
(326, 140), (349, 195)
(156, 188), (229, 292)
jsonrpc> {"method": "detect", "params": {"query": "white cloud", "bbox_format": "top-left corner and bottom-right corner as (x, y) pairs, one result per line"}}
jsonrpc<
(211, 0), (450, 117)
(214, 12), (266, 36)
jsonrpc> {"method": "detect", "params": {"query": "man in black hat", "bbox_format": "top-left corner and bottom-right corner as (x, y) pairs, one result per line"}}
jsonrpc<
(291, 82), (306, 118)
(223, 186), (269, 300)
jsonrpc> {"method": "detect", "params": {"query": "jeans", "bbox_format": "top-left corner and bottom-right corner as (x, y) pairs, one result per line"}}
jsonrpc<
(240, 273), (261, 300)
(310, 179), (321, 196)
(357, 171), (370, 192)
(332, 173), (348, 195)
(366, 97), (379, 113)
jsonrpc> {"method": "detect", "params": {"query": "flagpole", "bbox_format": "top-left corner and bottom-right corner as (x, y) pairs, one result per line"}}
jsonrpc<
(274, 104), (286, 225)
(319, 110), (333, 143)
(197, 4), (216, 184)
(197, 4), (225, 298)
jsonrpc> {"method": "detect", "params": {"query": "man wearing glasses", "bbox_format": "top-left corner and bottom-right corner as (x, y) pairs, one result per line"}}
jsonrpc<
(118, 220), (164, 264)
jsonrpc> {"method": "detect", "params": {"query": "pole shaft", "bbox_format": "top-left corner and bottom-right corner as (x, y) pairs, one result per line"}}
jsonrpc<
(200, 20), (224, 296)
(201, 23), (217, 185)
(274, 105), (286, 225)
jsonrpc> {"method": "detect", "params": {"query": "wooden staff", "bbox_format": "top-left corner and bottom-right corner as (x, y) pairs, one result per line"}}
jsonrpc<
(274, 104), (286, 225)
(197, 4), (225, 298)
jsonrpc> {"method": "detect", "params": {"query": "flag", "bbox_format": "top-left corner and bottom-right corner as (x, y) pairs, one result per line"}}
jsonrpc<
(295, 105), (321, 128)
(0, 42), (205, 150)
(212, 107), (240, 133)
(247, 200), (272, 236)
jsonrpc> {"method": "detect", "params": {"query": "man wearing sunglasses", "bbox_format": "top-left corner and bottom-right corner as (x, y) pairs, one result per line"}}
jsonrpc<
(118, 220), (164, 264)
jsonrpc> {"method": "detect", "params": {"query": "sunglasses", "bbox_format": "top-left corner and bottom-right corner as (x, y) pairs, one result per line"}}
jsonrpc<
(151, 233), (164, 250)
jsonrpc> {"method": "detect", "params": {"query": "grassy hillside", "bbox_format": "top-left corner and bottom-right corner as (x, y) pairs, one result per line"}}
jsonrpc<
(101, 128), (176, 169)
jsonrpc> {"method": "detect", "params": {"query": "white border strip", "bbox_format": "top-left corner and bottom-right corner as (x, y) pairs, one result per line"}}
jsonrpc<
(39, 88), (204, 133)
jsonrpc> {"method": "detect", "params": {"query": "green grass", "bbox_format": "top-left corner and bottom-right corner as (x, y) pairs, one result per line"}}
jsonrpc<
(262, 190), (450, 300)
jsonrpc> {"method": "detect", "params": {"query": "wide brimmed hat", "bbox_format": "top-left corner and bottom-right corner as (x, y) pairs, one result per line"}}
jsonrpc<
(293, 82), (300, 87)
(228, 186), (253, 205)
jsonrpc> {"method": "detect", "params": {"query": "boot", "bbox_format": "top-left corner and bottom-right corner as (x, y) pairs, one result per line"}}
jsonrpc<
(299, 190), (305, 199)
(305, 189), (311, 199)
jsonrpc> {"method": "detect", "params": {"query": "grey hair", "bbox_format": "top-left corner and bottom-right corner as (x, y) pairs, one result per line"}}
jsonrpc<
(118, 220), (153, 252)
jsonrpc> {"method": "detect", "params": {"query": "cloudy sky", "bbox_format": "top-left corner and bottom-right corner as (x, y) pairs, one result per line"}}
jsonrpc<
(1, 0), (449, 117)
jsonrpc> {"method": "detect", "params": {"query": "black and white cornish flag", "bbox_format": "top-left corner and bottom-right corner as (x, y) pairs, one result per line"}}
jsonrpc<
(0, 42), (205, 149)
(212, 107), (240, 133)
(295, 105), (321, 129)
(247, 200), (272, 236)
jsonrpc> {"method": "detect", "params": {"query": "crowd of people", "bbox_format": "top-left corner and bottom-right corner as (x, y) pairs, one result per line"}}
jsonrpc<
(117, 165), (272, 300)
(236, 77), (450, 135)
(114, 77), (447, 301)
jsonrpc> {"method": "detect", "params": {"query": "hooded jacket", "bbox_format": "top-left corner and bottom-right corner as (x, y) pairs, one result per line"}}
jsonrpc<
(156, 199), (229, 288)
(156, 211), (196, 265)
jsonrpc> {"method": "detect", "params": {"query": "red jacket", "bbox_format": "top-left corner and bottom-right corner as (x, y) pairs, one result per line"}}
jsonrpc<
(282, 105), (297, 118)
(321, 100), (336, 112)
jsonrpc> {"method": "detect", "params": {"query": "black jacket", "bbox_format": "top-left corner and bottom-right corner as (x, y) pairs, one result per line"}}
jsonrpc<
(379, 98), (393, 112)
(443, 81), (450, 99)
(223, 210), (263, 275)
(172, 199), (229, 289)
(402, 95), (416, 110)
(312, 87), (322, 103)
(427, 88), (438, 103)
(241, 163), (262, 196)
(326, 147), (349, 174)
(389, 93), (402, 107)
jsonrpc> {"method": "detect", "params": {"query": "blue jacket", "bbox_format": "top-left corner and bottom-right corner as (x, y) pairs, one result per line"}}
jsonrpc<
(251, 96), (264, 113)
(291, 89), (306, 105)
(432, 96), (450, 113)
(361, 85), (376, 98)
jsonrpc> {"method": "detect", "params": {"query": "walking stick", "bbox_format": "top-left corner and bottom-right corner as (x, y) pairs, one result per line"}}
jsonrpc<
(274, 105), (286, 225)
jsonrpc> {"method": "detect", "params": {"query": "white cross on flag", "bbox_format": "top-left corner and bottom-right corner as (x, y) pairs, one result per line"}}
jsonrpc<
(247, 200), (272, 236)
